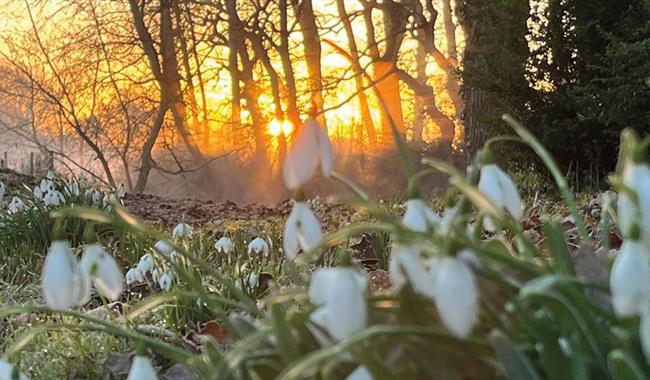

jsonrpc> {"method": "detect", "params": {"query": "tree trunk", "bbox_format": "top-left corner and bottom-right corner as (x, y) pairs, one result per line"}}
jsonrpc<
(279, 0), (301, 130)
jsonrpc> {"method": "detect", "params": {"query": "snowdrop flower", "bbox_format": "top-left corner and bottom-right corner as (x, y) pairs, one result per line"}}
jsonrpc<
(308, 267), (367, 342)
(151, 267), (163, 284)
(102, 193), (117, 208)
(33, 186), (43, 200)
(43, 190), (64, 207)
(8, 197), (24, 214)
(283, 201), (322, 260)
(46, 170), (55, 180)
(346, 366), (373, 380)
(610, 241), (650, 317)
(403, 198), (441, 233)
(215, 237), (234, 254)
(80, 244), (124, 301)
(65, 181), (80, 197)
(127, 356), (158, 380)
(0, 181), (5, 200)
(39, 178), (53, 193)
(248, 273), (259, 288)
(42, 241), (91, 309)
(116, 184), (126, 198)
(126, 267), (144, 285)
(389, 244), (434, 299)
(283, 119), (333, 190)
(137, 253), (155, 274)
(0, 359), (28, 380)
(153, 240), (174, 257)
(248, 237), (269, 256)
(617, 163), (650, 241)
(433, 257), (478, 338)
(478, 164), (523, 232)
(158, 272), (173, 291)
(172, 222), (193, 239)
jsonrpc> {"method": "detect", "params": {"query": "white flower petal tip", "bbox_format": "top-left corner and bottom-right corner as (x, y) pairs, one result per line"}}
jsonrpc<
(640, 309), (650, 364)
(153, 240), (174, 257)
(137, 253), (155, 274)
(478, 164), (523, 232)
(308, 267), (367, 342)
(126, 267), (145, 285)
(80, 244), (124, 301)
(346, 366), (373, 380)
(0, 359), (28, 380)
(403, 199), (441, 233)
(172, 222), (193, 239)
(215, 237), (234, 254)
(283, 202), (322, 260)
(388, 245), (434, 299)
(282, 119), (333, 190)
(8, 197), (25, 214)
(127, 356), (158, 380)
(618, 164), (650, 241)
(247, 238), (270, 256)
(610, 241), (650, 317)
(158, 272), (173, 291)
(434, 257), (478, 338)
(41, 241), (90, 310)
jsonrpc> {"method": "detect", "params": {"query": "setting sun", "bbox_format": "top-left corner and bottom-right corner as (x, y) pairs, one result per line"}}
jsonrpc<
(268, 118), (294, 137)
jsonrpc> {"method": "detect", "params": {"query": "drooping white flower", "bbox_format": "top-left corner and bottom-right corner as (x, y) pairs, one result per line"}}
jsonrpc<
(389, 244), (434, 299)
(346, 366), (373, 380)
(46, 170), (55, 180)
(153, 240), (174, 257)
(248, 273), (259, 289)
(478, 164), (523, 232)
(91, 190), (103, 206)
(33, 186), (43, 200)
(39, 178), (53, 193)
(617, 163), (650, 242)
(158, 272), (173, 291)
(43, 190), (64, 207)
(610, 241), (650, 317)
(283, 202), (322, 260)
(65, 181), (80, 197)
(215, 237), (234, 254)
(433, 257), (478, 338)
(172, 222), (193, 240)
(151, 267), (163, 284)
(0, 181), (5, 200)
(42, 241), (91, 309)
(80, 244), (124, 301)
(282, 119), (333, 190)
(102, 193), (117, 208)
(0, 359), (28, 380)
(127, 356), (158, 380)
(137, 253), (155, 274)
(126, 267), (144, 285)
(8, 197), (24, 214)
(248, 237), (269, 256)
(308, 267), (367, 342)
(403, 199), (441, 233)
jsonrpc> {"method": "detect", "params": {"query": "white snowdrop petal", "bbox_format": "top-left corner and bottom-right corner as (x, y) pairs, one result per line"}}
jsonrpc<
(0, 359), (28, 380)
(215, 237), (234, 254)
(403, 199), (440, 232)
(127, 356), (158, 380)
(610, 241), (650, 317)
(346, 366), (373, 380)
(641, 310), (650, 364)
(434, 257), (478, 338)
(316, 121), (334, 177)
(42, 241), (84, 310)
(283, 120), (320, 190)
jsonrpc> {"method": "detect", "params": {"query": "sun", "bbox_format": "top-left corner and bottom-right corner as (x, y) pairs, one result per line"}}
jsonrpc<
(268, 118), (294, 137)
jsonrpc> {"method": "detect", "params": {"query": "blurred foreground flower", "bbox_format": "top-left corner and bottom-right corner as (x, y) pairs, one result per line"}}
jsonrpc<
(283, 201), (322, 260)
(610, 240), (650, 317)
(42, 241), (90, 309)
(403, 198), (440, 232)
(80, 243), (124, 301)
(127, 356), (158, 380)
(309, 267), (367, 342)
(283, 119), (333, 190)
(0, 359), (28, 380)
(617, 163), (650, 242)
(478, 163), (523, 232)
(433, 257), (479, 338)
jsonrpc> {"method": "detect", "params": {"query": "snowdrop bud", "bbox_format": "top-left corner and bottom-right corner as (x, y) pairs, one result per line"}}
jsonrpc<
(248, 237), (270, 256)
(617, 163), (650, 241)
(433, 257), (478, 338)
(403, 199), (441, 232)
(158, 272), (173, 291)
(283, 202), (322, 260)
(610, 241), (650, 317)
(46, 170), (55, 180)
(137, 254), (155, 274)
(478, 164), (523, 232)
(153, 240), (174, 257)
(308, 267), (367, 341)
(8, 197), (24, 214)
(42, 241), (91, 309)
(0, 359), (28, 380)
(215, 237), (234, 254)
(283, 119), (333, 190)
(346, 366), (373, 380)
(126, 267), (144, 285)
(172, 222), (193, 239)
(127, 356), (158, 380)
(80, 244), (124, 301)
(248, 273), (259, 289)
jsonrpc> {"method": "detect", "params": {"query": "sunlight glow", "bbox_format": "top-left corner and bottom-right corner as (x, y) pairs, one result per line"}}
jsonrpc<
(268, 118), (294, 137)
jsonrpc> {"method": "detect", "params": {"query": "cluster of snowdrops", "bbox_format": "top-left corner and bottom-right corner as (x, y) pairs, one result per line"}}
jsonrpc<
(2, 116), (650, 379)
